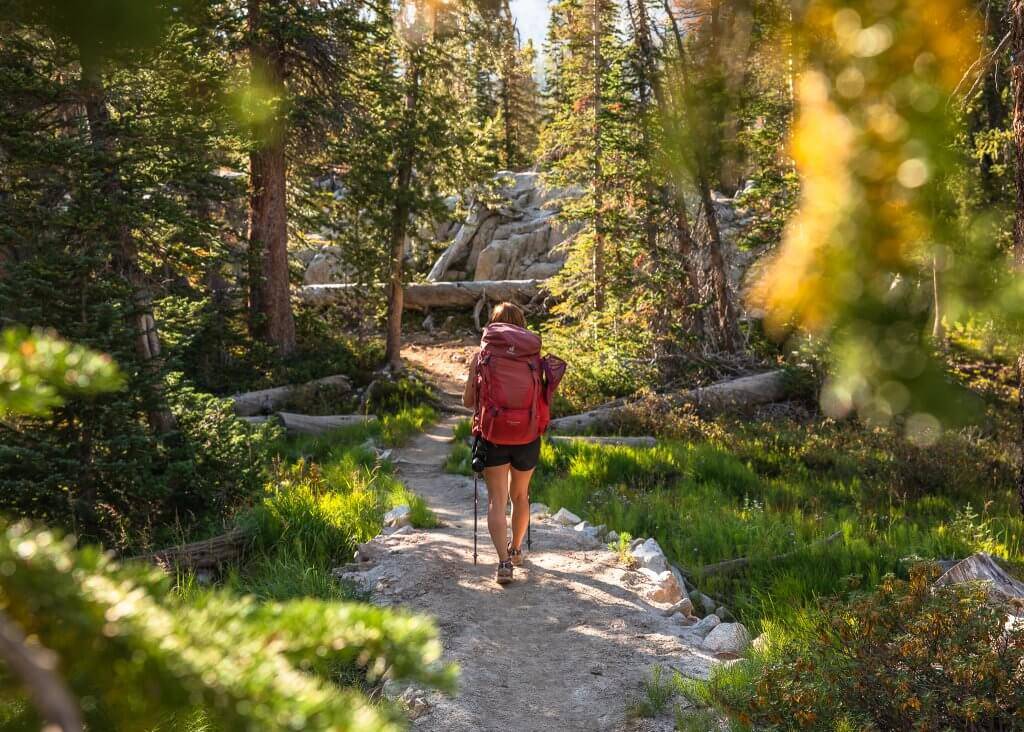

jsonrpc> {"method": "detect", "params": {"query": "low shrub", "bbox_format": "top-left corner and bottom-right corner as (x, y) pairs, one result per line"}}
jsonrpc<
(690, 565), (1024, 731)
(0, 374), (280, 552)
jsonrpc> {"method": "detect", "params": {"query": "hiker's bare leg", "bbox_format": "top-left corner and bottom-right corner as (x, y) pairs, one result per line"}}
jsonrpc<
(509, 467), (533, 551)
(484, 464), (511, 560)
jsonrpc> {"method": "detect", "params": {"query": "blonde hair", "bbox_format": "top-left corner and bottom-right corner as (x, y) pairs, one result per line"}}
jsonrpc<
(489, 301), (526, 328)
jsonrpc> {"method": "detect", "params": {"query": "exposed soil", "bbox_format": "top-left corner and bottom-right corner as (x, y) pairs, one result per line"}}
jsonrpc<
(342, 340), (719, 731)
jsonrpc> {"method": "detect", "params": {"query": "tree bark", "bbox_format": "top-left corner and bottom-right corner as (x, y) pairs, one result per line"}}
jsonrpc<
(1013, 0), (1024, 512)
(933, 552), (1024, 602)
(384, 59), (422, 371)
(247, 0), (296, 356)
(80, 60), (176, 434)
(591, 0), (606, 312)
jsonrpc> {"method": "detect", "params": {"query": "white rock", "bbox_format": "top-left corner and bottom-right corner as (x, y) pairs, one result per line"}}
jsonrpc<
(574, 520), (599, 537)
(389, 525), (414, 537)
(661, 597), (695, 618)
(632, 538), (669, 574)
(671, 565), (690, 596)
(355, 540), (387, 564)
(530, 502), (550, 516)
(384, 505), (412, 528)
(683, 613), (721, 641)
(638, 568), (683, 604)
(629, 537), (645, 551)
(551, 507), (582, 526)
(701, 622), (751, 655)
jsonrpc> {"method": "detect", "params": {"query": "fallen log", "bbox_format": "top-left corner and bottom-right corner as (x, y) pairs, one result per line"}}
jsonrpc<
(549, 370), (792, 433)
(934, 552), (1024, 602)
(548, 435), (657, 448)
(700, 531), (842, 577)
(232, 374), (352, 417)
(143, 527), (247, 570)
(238, 412), (377, 435)
(275, 412), (376, 436)
(301, 280), (543, 311)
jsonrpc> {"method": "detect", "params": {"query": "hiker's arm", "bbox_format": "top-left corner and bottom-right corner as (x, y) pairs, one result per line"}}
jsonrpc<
(462, 352), (478, 408)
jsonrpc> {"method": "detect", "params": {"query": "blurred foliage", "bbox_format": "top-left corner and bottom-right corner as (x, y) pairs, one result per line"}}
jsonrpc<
(0, 520), (454, 732)
(749, 0), (1005, 437)
(0, 328), (122, 417)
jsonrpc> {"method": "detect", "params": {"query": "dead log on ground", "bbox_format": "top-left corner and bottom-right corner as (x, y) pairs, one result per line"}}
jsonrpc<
(143, 527), (247, 570)
(700, 531), (842, 577)
(238, 412), (377, 435)
(549, 370), (791, 433)
(232, 374), (352, 416)
(548, 435), (657, 448)
(934, 552), (1024, 602)
(301, 280), (543, 311)
(275, 412), (376, 435)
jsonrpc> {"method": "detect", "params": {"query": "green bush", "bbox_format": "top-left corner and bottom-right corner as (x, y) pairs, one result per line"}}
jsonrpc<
(0, 375), (279, 552)
(694, 565), (1024, 731)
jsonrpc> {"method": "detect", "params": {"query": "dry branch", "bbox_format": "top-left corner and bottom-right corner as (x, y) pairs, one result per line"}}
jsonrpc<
(548, 435), (657, 447)
(700, 531), (842, 577)
(549, 370), (792, 433)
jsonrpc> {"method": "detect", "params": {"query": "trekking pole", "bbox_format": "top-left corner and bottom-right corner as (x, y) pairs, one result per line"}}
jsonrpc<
(527, 494), (532, 551)
(473, 472), (479, 565)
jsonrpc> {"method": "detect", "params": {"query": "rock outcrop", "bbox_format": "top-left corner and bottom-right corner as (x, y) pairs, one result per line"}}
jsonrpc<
(426, 171), (583, 283)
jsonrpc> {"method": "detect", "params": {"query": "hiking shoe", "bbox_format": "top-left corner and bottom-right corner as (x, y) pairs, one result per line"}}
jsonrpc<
(507, 542), (524, 567)
(496, 559), (514, 585)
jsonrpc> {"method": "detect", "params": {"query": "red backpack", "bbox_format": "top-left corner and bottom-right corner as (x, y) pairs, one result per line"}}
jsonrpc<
(473, 323), (553, 445)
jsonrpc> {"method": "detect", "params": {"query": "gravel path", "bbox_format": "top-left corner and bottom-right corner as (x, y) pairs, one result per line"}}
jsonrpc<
(344, 340), (718, 731)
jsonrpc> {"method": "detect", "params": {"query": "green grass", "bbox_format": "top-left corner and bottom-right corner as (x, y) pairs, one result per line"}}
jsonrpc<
(627, 666), (678, 719)
(159, 406), (440, 731)
(529, 417), (1022, 634)
(443, 418), (474, 475)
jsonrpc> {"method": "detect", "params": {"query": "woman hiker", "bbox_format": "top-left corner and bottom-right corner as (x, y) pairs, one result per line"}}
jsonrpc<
(463, 302), (554, 585)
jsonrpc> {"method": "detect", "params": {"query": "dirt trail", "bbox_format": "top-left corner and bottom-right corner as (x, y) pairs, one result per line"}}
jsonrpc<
(353, 340), (717, 731)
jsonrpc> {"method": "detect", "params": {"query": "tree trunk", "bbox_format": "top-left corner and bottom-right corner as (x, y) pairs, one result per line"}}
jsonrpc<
(591, 0), (606, 312)
(384, 60), (422, 371)
(627, 0), (701, 336)
(247, 0), (296, 356)
(931, 252), (945, 345)
(80, 60), (176, 435)
(1013, 0), (1024, 512)
(663, 1), (739, 352)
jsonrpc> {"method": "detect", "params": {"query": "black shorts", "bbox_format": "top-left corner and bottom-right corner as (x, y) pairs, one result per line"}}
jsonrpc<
(477, 436), (541, 471)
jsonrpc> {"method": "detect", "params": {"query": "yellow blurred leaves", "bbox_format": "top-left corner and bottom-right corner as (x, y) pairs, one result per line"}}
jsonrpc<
(748, 0), (979, 339)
